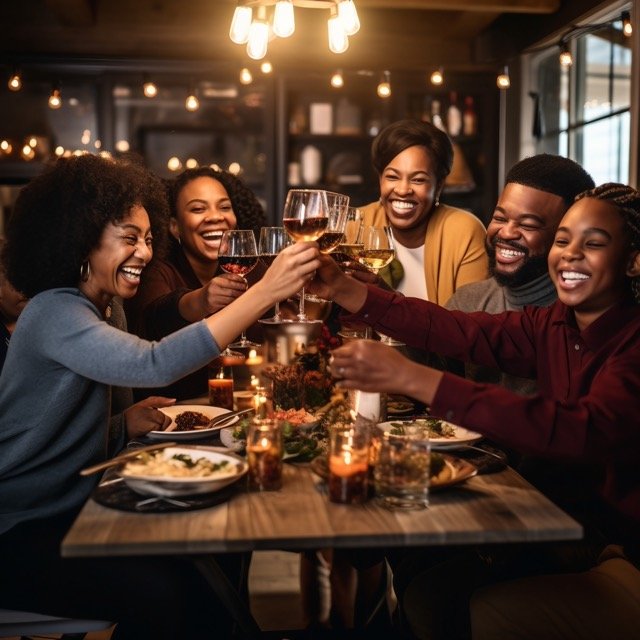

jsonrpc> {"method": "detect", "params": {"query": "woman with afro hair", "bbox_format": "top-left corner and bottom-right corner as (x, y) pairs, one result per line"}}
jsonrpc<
(125, 166), (268, 400)
(0, 154), (320, 638)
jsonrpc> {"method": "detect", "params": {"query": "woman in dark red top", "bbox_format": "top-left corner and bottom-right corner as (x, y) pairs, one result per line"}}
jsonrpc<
(125, 167), (267, 400)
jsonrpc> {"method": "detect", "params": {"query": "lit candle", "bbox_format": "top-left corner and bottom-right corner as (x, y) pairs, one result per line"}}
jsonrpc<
(245, 349), (264, 366)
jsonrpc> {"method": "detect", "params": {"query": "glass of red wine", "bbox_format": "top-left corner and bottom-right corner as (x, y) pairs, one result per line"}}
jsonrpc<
(282, 189), (329, 323)
(257, 226), (292, 323)
(218, 229), (261, 349)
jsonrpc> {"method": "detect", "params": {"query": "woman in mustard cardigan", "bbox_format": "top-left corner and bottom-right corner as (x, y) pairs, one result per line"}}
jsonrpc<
(360, 119), (488, 305)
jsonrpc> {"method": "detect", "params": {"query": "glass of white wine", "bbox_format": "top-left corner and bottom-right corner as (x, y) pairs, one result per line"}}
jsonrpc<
(357, 226), (405, 347)
(282, 189), (329, 323)
(333, 207), (365, 271)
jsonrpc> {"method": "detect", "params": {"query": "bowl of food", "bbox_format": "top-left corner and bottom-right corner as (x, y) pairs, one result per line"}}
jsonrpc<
(118, 445), (247, 497)
(147, 405), (239, 441)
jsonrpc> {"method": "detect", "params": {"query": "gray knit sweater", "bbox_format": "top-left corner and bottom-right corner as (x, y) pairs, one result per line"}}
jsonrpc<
(0, 288), (220, 534)
(445, 274), (557, 394)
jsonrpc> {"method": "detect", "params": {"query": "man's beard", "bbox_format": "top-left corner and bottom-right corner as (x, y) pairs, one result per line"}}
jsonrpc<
(487, 240), (549, 288)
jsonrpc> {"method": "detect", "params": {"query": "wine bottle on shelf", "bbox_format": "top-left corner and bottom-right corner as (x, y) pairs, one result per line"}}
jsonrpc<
(447, 91), (462, 137)
(463, 96), (478, 137)
(431, 100), (446, 133)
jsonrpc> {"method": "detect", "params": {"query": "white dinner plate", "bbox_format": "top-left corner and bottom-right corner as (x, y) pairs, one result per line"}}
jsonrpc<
(377, 419), (482, 450)
(118, 445), (247, 497)
(146, 405), (239, 441)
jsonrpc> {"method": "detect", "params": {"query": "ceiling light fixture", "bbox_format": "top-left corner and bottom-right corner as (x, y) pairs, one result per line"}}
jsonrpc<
(377, 70), (391, 98)
(229, 0), (359, 60)
(496, 66), (510, 90)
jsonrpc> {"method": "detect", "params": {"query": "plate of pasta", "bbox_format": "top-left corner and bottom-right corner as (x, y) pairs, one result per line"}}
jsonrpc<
(118, 445), (247, 497)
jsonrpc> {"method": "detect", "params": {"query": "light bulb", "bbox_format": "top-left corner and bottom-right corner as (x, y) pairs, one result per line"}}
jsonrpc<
(430, 68), (444, 86)
(239, 67), (253, 85)
(377, 71), (391, 98)
(143, 81), (158, 98)
(622, 11), (633, 37)
(260, 61), (273, 74)
(229, 5), (252, 44)
(328, 14), (349, 54)
(247, 19), (269, 60)
(337, 0), (360, 36)
(273, 0), (295, 38)
(496, 67), (510, 90)
(48, 86), (62, 109)
(559, 50), (573, 67)
(185, 93), (200, 111)
(330, 70), (344, 88)
(8, 70), (22, 91)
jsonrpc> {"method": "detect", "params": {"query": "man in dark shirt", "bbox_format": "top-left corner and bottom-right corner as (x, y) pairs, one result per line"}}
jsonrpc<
(310, 183), (640, 639)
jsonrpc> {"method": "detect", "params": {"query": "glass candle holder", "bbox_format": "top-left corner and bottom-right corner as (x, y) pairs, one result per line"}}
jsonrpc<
(247, 419), (284, 491)
(328, 425), (369, 504)
(208, 362), (234, 410)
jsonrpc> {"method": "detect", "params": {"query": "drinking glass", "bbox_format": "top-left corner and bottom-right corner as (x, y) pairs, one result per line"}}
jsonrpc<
(373, 431), (430, 509)
(332, 206), (364, 270)
(282, 189), (329, 323)
(306, 191), (349, 303)
(258, 226), (293, 323)
(247, 418), (284, 491)
(218, 229), (261, 349)
(356, 226), (405, 347)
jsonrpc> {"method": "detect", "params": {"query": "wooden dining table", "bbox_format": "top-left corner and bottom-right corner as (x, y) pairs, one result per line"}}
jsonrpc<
(61, 459), (582, 638)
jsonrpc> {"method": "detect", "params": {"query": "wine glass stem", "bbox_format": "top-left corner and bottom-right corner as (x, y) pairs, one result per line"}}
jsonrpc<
(298, 287), (307, 320)
(273, 301), (281, 322)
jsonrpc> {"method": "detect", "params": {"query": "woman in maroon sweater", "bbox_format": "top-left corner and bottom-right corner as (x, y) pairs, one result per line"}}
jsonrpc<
(125, 167), (266, 400)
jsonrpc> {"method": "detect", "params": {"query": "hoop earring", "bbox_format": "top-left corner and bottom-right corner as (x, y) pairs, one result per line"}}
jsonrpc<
(434, 198), (440, 207)
(80, 261), (91, 282)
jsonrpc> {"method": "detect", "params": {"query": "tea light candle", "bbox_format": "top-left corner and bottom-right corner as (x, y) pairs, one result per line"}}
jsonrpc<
(328, 437), (369, 504)
(245, 349), (263, 366)
(247, 421), (283, 491)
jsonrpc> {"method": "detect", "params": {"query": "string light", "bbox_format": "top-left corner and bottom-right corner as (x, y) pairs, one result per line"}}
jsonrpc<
(559, 41), (573, 67)
(8, 68), (22, 91)
(260, 61), (273, 74)
(239, 67), (253, 85)
(430, 67), (444, 86)
(621, 11), (633, 37)
(377, 70), (391, 98)
(48, 84), (62, 109)
(143, 79), (158, 98)
(185, 84), (200, 111)
(330, 69), (344, 88)
(496, 66), (510, 90)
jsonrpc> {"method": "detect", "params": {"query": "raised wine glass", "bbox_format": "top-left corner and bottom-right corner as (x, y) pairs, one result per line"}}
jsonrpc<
(218, 229), (261, 349)
(332, 206), (364, 272)
(357, 226), (405, 347)
(305, 191), (349, 303)
(282, 189), (329, 323)
(257, 226), (292, 323)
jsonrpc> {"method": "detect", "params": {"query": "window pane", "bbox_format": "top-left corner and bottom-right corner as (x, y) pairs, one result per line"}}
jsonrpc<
(580, 31), (612, 123)
(572, 112), (630, 184)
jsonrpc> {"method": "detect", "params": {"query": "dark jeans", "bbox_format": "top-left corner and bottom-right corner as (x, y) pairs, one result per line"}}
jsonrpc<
(0, 511), (247, 640)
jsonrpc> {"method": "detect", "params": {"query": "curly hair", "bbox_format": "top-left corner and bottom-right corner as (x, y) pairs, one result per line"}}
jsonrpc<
(169, 167), (266, 236)
(2, 154), (169, 298)
(370, 119), (453, 187)
(576, 182), (640, 303)
(506, 154), (594, 207)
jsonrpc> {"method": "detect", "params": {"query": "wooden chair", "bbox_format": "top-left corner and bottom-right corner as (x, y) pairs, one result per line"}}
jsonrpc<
(0, 607), (112, 639)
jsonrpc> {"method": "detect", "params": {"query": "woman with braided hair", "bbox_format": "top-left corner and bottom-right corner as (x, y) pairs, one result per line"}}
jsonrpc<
(308, 182), (640, 639)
